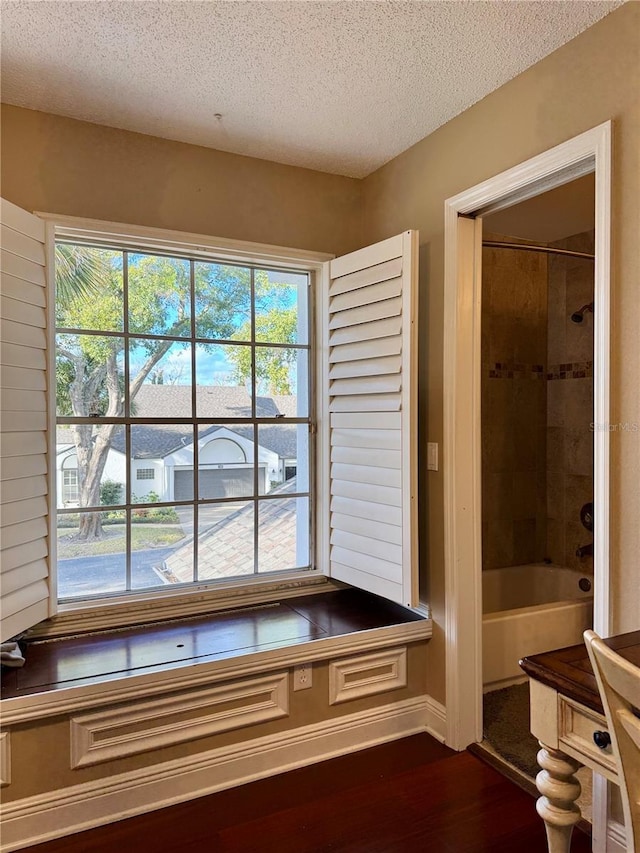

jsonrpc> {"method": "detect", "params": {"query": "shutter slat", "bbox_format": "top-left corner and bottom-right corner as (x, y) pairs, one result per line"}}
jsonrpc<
(0, 294), (46, 328)
(0, 342), (46, 370)
(331, 412), (401, 430)
(329, 355), (401, 380)
(331, 511), (402, 544)
(330, 495), (402, 527)
(0, 581), (49, 623)
(329, 394), (401, 413)
(0, 600), (49, 644)
(0, 249), (46, 287)
(330, 545), (400, 583)
(330, 562), (401, 601)
(332, 428), (401, 451)
(0, 225), (46, 265)
(0, 496), (48, 527)
(331, 462), (401, 489)
(329, 336), (401, 365)
(0, 199), (46, 242)
(331, 478), (401, 507)
(329, 374), (401, 397)
(330, 234), (403, 280)
(0, 455), (48, 481)
(0, 474), (48, 503)
(330, 276), (402, 312)
(0, 411), (48, 432)
(1, 560), (48, 595)
(0, 539), (48, 573)
(2, 273), (47, 307)
(1, 517), (48, 550)
(1, 389), (46, 412)
(0, 431), (47, 457)
(329, 258), (402, 297)
(331, 529), (402, 564)
(329, 317), (401, 347)
(0, 365), (47, 392)
(0, 318), (46, 349)
(331, 446), (401, 469)
(1, 198), (51, 640)
(328, 296), (402, 331)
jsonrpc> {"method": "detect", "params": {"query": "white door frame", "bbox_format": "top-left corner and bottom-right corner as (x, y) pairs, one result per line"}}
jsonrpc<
(443, 120), (612, 751)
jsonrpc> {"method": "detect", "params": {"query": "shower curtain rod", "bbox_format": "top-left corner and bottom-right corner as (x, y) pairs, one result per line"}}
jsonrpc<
(482, 241), (595, 261)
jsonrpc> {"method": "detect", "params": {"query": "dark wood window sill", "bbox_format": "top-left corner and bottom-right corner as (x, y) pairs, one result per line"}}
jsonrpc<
(1, 589), (427, 702)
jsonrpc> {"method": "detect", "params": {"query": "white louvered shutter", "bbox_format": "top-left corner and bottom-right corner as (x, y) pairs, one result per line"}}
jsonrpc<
(1, 198), (53, 641)
(325, 231), (418, 607)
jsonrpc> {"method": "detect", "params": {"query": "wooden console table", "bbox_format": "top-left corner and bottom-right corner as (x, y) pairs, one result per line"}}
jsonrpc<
(521, 630), (640, 853)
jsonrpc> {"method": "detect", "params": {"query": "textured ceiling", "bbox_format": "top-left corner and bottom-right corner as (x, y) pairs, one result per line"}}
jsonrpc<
(0, 1), (623, 178)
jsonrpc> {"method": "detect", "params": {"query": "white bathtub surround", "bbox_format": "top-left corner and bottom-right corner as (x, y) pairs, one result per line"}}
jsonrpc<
(482, 564), (593, 691)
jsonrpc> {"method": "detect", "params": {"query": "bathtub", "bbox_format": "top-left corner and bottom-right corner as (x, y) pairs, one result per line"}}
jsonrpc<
(482, 563), (593, 691)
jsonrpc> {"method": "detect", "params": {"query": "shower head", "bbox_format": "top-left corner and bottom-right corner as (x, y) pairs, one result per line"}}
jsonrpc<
(570, 302), (594, 324)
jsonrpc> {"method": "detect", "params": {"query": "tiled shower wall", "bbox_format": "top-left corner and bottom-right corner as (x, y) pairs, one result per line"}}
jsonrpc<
(546, 230), (595, 572)
(481, 230), (594, 572)
(481, 235), (548, 570)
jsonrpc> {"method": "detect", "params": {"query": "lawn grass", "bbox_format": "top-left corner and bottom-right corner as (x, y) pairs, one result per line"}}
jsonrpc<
(58, 525), (185, 558)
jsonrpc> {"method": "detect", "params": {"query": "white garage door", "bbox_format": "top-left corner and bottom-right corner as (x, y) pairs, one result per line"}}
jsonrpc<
(174, 468), (257, 501)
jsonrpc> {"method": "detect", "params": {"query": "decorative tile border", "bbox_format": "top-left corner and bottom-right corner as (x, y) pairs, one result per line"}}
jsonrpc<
(486, 363), (545, 380)
(484, 361), (593, 380)
(547, 361), (593, 380)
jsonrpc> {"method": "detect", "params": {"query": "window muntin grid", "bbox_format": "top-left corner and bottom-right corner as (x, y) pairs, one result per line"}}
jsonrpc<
(55, 243), (312, 602)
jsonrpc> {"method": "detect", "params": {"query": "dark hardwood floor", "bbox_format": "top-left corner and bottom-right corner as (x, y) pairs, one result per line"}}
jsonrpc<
(27, 734), (592, 853)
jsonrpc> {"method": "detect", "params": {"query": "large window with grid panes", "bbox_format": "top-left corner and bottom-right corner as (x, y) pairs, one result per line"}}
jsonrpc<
(55, 242), (311, 602)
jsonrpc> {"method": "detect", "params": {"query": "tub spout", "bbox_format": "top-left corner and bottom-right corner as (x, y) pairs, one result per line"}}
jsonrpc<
(576, 542), (594, 558)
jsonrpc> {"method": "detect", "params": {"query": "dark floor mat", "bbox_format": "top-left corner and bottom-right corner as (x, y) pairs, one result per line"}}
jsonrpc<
(483, 683), (540, 778)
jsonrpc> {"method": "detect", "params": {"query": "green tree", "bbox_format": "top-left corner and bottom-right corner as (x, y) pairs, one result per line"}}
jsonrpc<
(56, 249), (251, 540)
(228, 306), (298, 394)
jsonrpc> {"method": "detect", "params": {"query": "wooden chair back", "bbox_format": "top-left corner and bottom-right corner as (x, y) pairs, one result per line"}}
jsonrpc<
(585, 629), (640, 852)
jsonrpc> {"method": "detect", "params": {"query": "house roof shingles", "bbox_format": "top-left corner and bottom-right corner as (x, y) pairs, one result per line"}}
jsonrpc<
(58, 386), (300, 459)
(163, 477), (302, 582)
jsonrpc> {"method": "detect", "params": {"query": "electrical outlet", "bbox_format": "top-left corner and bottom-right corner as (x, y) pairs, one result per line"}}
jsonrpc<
(293, 663), (313, 691)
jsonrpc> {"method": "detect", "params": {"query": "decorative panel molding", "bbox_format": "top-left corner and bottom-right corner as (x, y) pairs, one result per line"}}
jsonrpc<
(0, 732), (10, 786)
(70, 672), (288, 768)
(329, 647), (407, 705)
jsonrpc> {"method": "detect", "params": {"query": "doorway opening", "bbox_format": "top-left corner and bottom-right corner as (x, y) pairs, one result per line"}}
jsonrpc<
(478, 175), (595, 793)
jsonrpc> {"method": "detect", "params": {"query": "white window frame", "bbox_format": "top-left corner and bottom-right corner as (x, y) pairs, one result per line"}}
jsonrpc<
(35, 214), (333, 636)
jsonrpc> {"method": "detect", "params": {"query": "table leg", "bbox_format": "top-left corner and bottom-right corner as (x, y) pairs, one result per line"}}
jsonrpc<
(535, 743), (583, 853)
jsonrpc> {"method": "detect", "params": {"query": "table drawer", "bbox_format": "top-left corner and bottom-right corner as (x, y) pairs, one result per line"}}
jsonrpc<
(559, 696), (617, 781)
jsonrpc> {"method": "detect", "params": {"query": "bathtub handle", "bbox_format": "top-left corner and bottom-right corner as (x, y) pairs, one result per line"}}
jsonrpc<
(593, 730), (611, 750)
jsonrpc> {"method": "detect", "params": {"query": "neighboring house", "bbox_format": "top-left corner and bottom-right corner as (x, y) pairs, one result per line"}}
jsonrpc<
(56, 385), (301, 508)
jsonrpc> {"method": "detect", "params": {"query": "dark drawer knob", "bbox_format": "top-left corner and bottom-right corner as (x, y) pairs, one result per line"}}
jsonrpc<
(593, 730), (611, 749)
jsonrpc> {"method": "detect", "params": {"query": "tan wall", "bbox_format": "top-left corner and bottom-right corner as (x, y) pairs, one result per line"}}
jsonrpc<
(0, 104), (363, 257)
(360, 3), (640, 702)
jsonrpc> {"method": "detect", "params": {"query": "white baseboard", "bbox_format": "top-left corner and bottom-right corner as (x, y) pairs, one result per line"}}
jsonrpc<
(1, 696), (428, 851)
(425, 695), (446, 743)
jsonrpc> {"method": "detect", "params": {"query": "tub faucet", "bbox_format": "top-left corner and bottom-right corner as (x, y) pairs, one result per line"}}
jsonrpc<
(576, 542), (594, 558)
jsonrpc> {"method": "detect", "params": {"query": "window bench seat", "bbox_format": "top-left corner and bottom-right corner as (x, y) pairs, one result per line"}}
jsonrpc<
(0, 588), (431, 723)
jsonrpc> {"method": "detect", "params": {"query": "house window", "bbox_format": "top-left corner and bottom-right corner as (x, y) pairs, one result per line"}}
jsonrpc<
(62, 469), (79, 504)
(55, 242), (311, 602)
